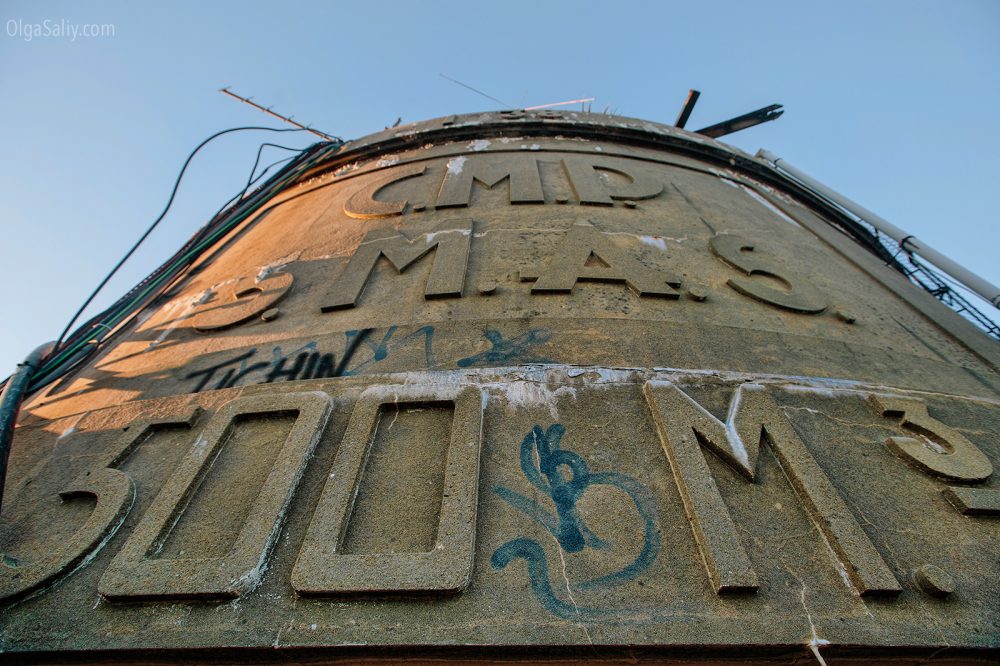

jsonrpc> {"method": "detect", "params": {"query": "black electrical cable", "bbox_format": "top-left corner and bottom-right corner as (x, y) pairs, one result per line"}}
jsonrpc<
(166, 140), (333, 271)
(52, 126), (319, 352)
(59, 151), (309, 365)
(27, 140), (341, 393)
(190, 147), (300, 245)
(246, 142), (304, 179)
(24, 141), (325, 393)
(227, 144), (302, 211)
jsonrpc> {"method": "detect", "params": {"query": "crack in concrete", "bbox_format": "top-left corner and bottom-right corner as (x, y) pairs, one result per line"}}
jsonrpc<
(551, 532), (593, 648)
(780, 405), (892, 432)
(800, 584), (830, 666)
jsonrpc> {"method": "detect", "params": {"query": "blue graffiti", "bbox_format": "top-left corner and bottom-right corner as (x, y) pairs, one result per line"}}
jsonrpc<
(492, 424), (661, 619)
(456, 328), (552, 368)
(345, 325), (436, 375)
(490, 539), (609, 620)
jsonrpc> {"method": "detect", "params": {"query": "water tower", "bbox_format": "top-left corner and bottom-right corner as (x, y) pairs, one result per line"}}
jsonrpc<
(1, 110), (997, 662)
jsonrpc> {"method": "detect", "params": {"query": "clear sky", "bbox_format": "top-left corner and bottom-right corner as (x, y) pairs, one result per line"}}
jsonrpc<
(1, 0), (998, 373)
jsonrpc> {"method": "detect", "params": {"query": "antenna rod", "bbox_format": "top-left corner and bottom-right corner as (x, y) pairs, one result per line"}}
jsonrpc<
(219, 88), (339, 142)
(524, 97), (595, 111)
(438, 74), (510, 107)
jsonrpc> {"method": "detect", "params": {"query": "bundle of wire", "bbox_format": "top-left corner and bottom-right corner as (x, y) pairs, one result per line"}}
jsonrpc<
(17, 127), (345, 396)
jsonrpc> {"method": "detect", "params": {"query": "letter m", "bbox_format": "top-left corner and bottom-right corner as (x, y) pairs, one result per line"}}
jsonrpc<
(642, 381), (900, 597)
(321, 220), (472, 311)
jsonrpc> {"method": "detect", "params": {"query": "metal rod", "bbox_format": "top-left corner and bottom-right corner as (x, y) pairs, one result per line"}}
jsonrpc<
(219, 88), (338, 142)
(674, 89), (700, 128)
(525, 97), (595, 111)
(695, 104), (783, 138)
(438, 74), (510, 107)
(757, 149), (1000, 310)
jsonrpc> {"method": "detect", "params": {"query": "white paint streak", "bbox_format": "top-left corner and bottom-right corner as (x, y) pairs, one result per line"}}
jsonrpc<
(917, 434), (948, 454)
(194, 289), (214, 305)
(724, 387), (750, 468)
(605, 231), (686, 248)
(330, 365), (1000, 409)
(647, 378), (754, 470)
(147, 287), (218, 348)
(446, 155), (466, 175)
(423, 228), (472, 244)
(333, 162), (360, 177)
(496, 382), (577, 420)
(740, 184), (802, 228)
(467, 139), (491, 152)
(256, 250), (301, 283)
(638, 235), (668, 251)
(57, 413), (86, 441)
(834, 561), (854, 590)
(641, 122), (669, 136)
(192, 435), (209, 459)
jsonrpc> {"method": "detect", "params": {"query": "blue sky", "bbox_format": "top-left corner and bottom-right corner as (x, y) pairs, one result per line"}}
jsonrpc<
(1, 0), (998, 372)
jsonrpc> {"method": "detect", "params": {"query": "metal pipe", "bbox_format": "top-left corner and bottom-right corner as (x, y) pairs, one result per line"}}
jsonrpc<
(696, 104), (783, 139)
(0, 341), (55, 512)
(756, 149), (1000, 310)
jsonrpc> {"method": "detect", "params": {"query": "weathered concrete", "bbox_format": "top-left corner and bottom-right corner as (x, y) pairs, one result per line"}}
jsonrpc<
(1, 111), (997, 663)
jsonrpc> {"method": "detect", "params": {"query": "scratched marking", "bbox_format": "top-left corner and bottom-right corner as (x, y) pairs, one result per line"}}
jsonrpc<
(184, 326), (436, 392)
(491, 424), (660, 619)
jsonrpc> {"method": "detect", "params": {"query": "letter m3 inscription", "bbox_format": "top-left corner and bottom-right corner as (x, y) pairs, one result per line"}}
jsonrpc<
(642, 381), (901, 597)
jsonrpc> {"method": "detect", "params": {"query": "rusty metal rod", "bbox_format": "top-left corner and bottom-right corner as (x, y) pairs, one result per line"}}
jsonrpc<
(695, 104), (783, 138)
(674, 89), (700, 128)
